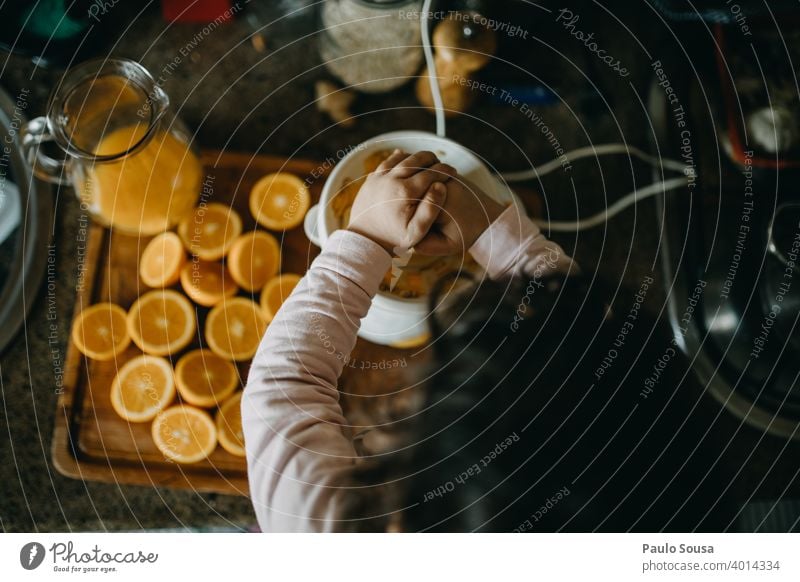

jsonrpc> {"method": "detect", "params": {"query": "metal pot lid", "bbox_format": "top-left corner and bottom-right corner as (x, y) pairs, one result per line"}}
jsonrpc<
(0, 85), (52, 354)
(767, 202), (800, 273)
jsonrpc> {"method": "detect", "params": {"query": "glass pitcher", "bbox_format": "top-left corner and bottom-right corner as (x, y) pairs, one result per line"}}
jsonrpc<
(21, 58), (202, 236)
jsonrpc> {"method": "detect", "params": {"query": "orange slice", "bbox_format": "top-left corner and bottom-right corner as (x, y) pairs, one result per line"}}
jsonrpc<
(174, 349), (238, 408)
(151, 404), (217, 464)
(205, 297), (267, 361)
(71, 302), (130, 361)
(139, 231), (186, 287)
(178, 202), (242, 260)
(216, 391), (245, 457)
(179, 259), (239, 307)
(260, 273), (302, 320)
(127, 289), (196, 356)
(249, 172), (310, 231)
(110, 355), (175, 422)
(227, 231), (280, 292)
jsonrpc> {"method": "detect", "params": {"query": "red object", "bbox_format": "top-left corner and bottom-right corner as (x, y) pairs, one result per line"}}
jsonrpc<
(714, 25), (800, 169)
(161, 0), (235, 23)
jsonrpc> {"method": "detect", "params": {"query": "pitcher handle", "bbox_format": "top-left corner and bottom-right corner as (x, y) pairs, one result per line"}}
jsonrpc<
(20, 116), (70, 185)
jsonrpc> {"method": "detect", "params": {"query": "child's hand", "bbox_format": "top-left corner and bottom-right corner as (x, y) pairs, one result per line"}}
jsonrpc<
(347, 150), (456, 253)
(414, 175), (505, 256)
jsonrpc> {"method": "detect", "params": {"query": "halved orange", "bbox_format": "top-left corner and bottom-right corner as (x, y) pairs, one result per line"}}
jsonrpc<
(139, 231), (186, 287)
(249, 172), (310, 231)
(178, 202), (242, 260)
(174, 349), (238, 408)
(205, 297), (267, 361)
(227, 230), (280, 292)
(179, 259), (239, 307)
(127, 289), (196, 356)
(110, 355), (175, 422)
(71, 302), (130, 361)
(216, 391), (245, 457)
(260, 273), (302, 320)
(151, 404), (217, 464)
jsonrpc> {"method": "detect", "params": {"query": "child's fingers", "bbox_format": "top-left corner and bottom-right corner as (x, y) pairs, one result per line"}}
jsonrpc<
(407, 163), (457, 197)
(405, 182), (447, 248)
(392, 151), (439, 178)
(376, 149), (408, 173)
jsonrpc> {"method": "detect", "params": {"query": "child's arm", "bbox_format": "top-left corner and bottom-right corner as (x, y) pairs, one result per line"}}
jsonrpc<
(242, 230), (390, 532)
(415, 176), (577, 280)
(242, 150), (455, 532)
(469, 204), (577, 281)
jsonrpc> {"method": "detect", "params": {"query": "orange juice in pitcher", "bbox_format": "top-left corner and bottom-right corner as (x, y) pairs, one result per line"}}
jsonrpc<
(22, 58), (202, 236)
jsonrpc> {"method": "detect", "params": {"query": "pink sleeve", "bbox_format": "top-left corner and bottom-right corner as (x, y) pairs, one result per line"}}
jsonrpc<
(469, 205), (578, 280)
(242, 229), (392, 532)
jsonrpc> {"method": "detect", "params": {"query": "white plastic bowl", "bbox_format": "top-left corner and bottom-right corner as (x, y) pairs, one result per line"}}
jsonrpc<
(304, 130), (519, 346)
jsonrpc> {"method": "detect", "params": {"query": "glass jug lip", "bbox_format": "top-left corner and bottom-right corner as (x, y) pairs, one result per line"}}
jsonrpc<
(46, 57), (170, 162)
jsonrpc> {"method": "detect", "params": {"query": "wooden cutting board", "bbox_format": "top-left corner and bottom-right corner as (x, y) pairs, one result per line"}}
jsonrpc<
(52, 149), (541, 495)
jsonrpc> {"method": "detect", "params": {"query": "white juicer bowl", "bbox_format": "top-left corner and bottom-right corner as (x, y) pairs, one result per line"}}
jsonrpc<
(304, 130), (520, 346)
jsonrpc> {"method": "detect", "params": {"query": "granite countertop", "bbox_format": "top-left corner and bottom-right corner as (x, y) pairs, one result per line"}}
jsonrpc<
(1, 1), (797, 532)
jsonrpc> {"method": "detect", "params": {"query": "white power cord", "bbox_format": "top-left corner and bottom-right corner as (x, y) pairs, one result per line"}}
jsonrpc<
(500, 143), (688, 181)
(418, 4), (690, 231)
(531, 176), (687, 232)
(502, 143), (690, 231)
(422, 0), (446, 137)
